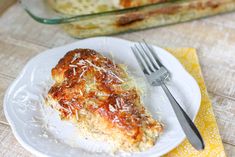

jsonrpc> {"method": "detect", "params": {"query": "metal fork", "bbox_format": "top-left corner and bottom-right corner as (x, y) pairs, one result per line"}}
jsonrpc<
(131, 41), (205, 150)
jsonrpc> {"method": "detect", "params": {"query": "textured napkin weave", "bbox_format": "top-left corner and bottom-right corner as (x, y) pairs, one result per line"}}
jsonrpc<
(163, 48), (226, 157)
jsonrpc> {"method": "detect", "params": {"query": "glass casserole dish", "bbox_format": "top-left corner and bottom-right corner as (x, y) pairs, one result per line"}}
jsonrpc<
(21, 0), (235, 38)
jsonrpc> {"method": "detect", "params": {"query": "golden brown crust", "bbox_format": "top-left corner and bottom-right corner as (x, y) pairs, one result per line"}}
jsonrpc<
(120, 0), (168, 8)
(48, 48), (163, 151)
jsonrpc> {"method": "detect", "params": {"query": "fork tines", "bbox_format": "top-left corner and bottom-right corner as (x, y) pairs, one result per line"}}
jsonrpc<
(131, 40), (163, 75)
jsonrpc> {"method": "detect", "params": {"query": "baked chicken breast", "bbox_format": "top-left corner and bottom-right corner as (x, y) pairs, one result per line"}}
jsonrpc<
(47, 48), (163, 152)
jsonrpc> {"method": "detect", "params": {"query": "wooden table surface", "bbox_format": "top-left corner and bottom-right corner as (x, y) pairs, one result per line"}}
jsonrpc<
(0, 2), (235, 157)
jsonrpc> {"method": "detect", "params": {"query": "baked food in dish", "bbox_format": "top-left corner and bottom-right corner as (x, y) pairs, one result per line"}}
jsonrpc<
(47, 0), (234, 38)
(120, 0), (167, 8)
(47, 0), (168, 15)
(47, 48), (163, 152)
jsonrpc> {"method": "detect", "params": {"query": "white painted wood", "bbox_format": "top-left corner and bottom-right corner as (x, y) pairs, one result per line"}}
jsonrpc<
(210, 93), (235, 146)
(0, 76), (13, 123)
(224, 143), (235, 157)
(0, 4), (75, 48)
(0, 37), (45, 78)
(0, 2), (235, 156)
(0, 123), (34, 157)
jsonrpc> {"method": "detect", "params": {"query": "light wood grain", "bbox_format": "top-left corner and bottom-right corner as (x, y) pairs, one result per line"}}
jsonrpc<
(0, 123), (34, 157)
(0, 76), (13, 123)
(0, 37), (45, 78)
(224, 143), (235, 157)
(0, 2), (235, 157)
(0, 4), (75, 48)
(210, 93), (235, 146)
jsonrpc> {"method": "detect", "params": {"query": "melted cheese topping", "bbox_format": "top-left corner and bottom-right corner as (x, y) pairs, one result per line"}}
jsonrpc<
(48, 0), (167, 15)
(47, 49), (163, 151)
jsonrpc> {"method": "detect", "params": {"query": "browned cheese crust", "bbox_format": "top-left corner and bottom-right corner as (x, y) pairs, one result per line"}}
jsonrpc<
(47, 49), (163, 151)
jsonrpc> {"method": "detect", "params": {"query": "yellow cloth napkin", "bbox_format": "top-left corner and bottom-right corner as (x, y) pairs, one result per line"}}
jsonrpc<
(163, 48), (226, 157)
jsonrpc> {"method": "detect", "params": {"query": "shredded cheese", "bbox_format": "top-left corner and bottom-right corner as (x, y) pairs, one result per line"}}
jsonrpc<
(71, 53), (80, 63)
(116, 98), (121, 109)
(73, 68), (76, 76)
(79, 89), (83, 96)
(76, 59), (86, 65)
(79, 68), (87, 78)
(112, 116), (119, 123)
(107, 70), (124, 83)
(109, 104), (116, 112)
(75, 110), (79, 121)
(85, 59), (107, 72)
(69, 64), (78, 68)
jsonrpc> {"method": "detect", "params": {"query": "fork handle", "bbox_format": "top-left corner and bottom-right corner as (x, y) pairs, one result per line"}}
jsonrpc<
(161, 83), (205, 150)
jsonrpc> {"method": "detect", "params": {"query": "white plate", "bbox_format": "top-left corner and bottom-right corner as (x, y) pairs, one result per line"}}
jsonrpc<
(4, 37), (201, 157)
